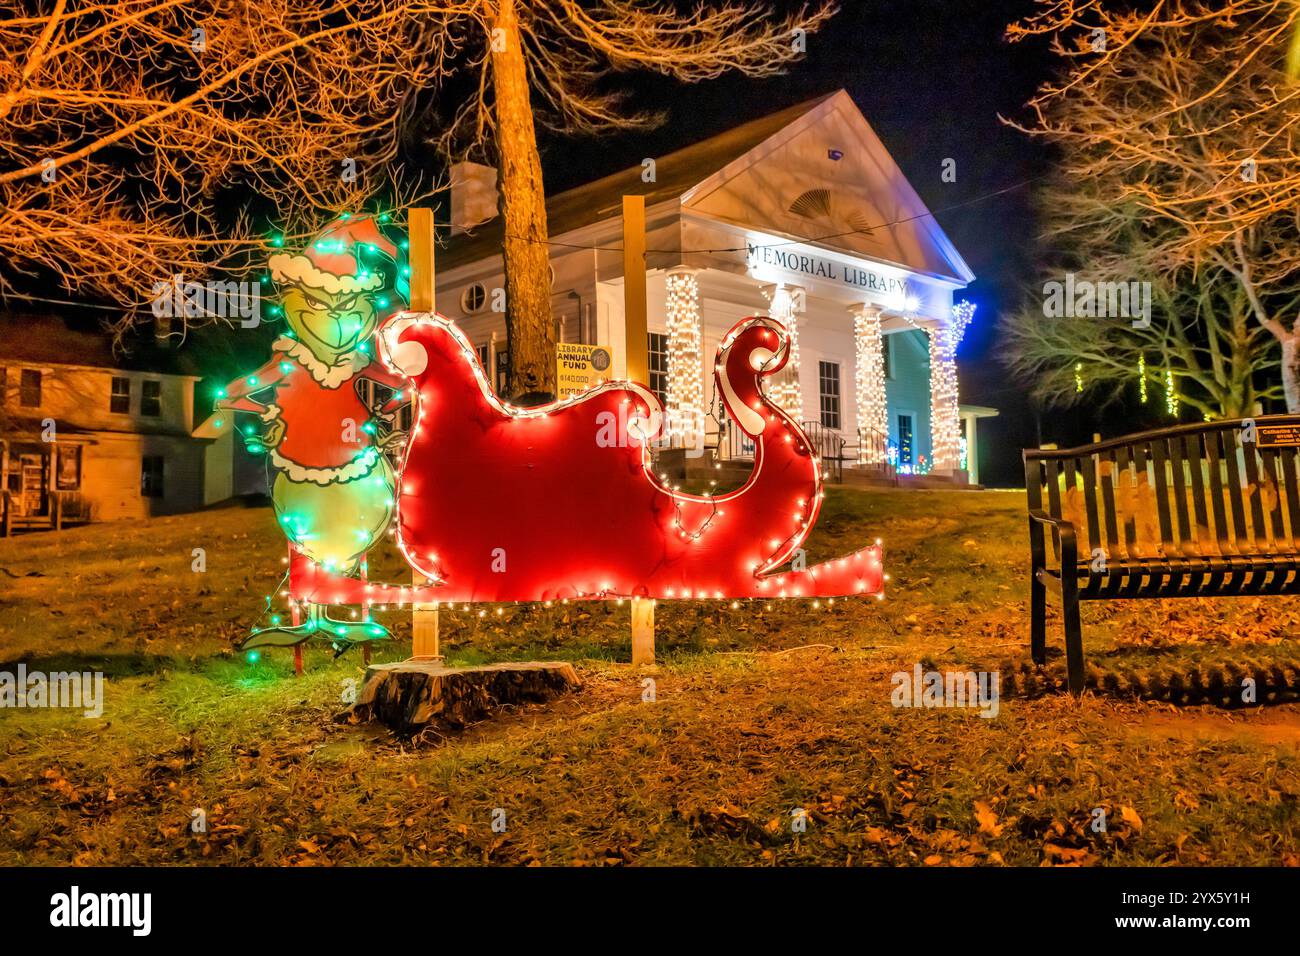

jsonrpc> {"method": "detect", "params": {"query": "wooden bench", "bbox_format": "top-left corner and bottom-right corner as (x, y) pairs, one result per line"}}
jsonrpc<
(1024, 415), (1300, 694)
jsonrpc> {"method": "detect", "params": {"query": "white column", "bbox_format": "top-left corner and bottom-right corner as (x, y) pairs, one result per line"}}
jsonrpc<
(850, 303), (887, 464)
(929, 302), (977, 474)
(664, 266), (705, 449)
(761, 282), (804, 418)
(927, 321), (962, 473)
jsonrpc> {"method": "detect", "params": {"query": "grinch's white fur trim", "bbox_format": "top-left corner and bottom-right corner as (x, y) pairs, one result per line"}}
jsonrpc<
(272, 336), (367, 388)
(272, 445), (380, 486)
(260, 403), (282, 423)
(269, 253), (384, 295)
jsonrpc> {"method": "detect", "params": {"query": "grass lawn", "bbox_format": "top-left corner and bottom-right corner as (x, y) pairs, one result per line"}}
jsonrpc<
(1, 487), (1298, 866)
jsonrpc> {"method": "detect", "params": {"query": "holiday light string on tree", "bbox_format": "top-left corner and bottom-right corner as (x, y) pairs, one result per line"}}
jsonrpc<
(1138, 354), (1148, 403)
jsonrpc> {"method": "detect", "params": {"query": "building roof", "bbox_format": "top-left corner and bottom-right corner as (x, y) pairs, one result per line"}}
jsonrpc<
(442, 93), (836, 271)
(441, 90), (974, 287)
(0, 315), (201, 377)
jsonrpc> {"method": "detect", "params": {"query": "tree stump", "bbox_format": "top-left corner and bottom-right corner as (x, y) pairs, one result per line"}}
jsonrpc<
(340, 660), (580, 735)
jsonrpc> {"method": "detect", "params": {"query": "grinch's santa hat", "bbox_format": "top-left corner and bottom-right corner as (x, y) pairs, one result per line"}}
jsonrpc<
(269, 214), (399, 296)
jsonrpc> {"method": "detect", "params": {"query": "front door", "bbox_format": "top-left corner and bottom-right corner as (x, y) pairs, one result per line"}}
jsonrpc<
(16, 453), (47, 516)
(897, 413), (915, 470)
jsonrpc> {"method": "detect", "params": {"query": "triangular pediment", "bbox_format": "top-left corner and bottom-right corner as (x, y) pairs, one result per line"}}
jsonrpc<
(682, 91), (973, 285)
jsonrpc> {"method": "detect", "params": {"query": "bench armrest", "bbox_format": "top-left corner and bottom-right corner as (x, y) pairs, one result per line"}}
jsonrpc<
(1026, 508), (1077, 569)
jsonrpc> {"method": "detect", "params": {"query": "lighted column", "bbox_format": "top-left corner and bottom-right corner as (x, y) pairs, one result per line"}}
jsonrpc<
(927, 301), (976, 474)
(762, 282), (803, 417)
(664, 266), (705, 449)
(850, 303), (887, 464)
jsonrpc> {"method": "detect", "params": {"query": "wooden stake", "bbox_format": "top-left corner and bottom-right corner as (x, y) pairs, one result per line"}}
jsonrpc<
(408, 207), (436, 312)
(631, 598), (655, 666)
(360, 559), (373, 666)
(623, 196), (655, 665)
(408, 206), (441, 660)
(622, 195), (648, 383)
(290, 543), (303, 674)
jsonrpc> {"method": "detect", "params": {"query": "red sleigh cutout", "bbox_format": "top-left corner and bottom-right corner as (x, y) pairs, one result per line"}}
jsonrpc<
(286, 312), (883, 606)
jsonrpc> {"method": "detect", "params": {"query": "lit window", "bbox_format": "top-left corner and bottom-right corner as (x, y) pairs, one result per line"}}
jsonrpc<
(141, 380), (162, 416)
(647, 332), (668, 406)
(819, 361), (841, 430)
(110, 376), (131, 414)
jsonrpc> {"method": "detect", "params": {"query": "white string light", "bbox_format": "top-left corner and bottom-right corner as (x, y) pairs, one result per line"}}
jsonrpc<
(852, 304), (887, 464)
(927, 300), (976, 473)
(762, 283), (803, 417)
(665, 268), (705, 449)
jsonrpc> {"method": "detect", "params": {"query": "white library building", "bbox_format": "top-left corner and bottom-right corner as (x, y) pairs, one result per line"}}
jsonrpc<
(436, 90), (997, 485)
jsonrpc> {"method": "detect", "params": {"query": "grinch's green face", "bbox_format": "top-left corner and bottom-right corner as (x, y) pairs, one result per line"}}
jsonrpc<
(283, 285), (379, 364)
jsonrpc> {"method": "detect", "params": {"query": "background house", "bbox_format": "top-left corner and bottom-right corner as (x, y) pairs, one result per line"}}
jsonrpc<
(0, 316), (215, 531)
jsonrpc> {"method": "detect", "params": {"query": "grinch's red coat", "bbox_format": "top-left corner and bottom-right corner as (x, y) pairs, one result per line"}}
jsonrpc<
(219, 337), (407, 484)
(285, 312), (882, 605)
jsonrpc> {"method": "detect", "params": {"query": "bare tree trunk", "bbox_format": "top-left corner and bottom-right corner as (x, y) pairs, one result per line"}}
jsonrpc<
(1283, 334), (1300, 413)
(489, 0), (555, 404)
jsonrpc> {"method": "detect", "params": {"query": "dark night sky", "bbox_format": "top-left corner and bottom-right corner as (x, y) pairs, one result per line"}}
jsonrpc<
(534, 0), (1060, 486)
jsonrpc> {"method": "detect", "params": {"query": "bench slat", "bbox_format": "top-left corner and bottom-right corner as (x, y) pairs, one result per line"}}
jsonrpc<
(1044, 458), (1063, 563)
(1240, 434), (1269, 551)
(1079, 453), (1104, 564)
(1220, 428), (1250, 549)
(1137, 441), (1175, 558)
(1166, 433), (1196, 557)
(1184, 432), (1216, 557)
(1205, 427), (1238, 557)
(1276, 444), (1300, 552)
(1259, 446), (1293, 553)
(1098, 447), (1122, 559)
(1115, 444), (1141, 560)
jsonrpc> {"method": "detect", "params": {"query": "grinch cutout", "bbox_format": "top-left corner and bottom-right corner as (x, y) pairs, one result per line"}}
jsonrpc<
(214, 214), (409, 653)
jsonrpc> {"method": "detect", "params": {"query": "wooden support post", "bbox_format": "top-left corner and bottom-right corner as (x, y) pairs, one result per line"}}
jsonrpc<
(289, 543), (303, 674)
(360, 559), (373, 666)
(631, 598), (655, 666)
(408, 206), (436, 313)
(623, 196), (655, 665)
(408, 206), (441, 661)
(622, 195), (648, 384)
